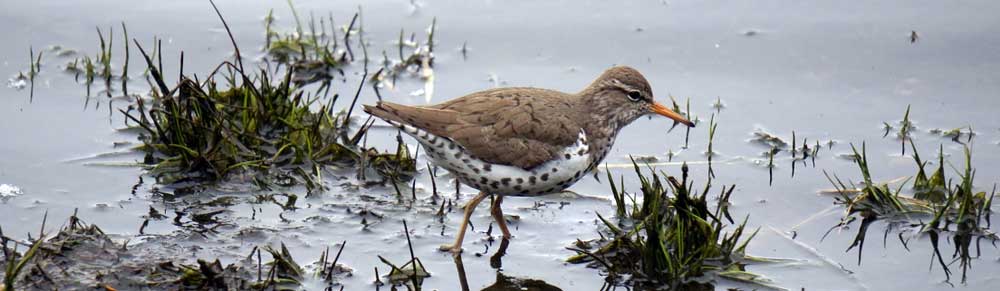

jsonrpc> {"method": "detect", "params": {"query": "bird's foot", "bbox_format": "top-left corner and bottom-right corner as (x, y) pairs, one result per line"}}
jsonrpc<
(438, 244), (462, 254)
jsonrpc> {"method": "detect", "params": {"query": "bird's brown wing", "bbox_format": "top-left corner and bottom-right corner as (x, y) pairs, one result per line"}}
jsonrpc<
(362, 89), (581, 169)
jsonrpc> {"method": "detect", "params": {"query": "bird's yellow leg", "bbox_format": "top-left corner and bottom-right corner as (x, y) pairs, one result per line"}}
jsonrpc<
(490, 194), (512, 239)
(439, 191), (488, 254)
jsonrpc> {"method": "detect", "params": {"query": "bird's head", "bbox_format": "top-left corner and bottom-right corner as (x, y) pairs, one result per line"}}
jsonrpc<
(582, 66), (694, 129)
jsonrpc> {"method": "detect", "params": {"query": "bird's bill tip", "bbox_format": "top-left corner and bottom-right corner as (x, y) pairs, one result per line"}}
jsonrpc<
(651, 102), (694, 127)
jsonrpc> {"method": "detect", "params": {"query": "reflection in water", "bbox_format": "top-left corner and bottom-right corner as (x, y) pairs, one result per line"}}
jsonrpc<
(489, 238), (510, 269)
(452, 238), (562, 291)
(481, 273), (562, 291)
(453, 254), (471, 291)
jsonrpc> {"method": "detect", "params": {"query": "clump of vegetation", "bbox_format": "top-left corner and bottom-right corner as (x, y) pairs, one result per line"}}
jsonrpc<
(262, 0), (438, 101)
(568, 162), (767, 290)
(372, 18), (437, 92)
(62, 26), (123, 104)
(1, 212), (354, 290)
(262, 2), (350, 89)
(120, 2), (415, 191)
(823, 142), (996, 284)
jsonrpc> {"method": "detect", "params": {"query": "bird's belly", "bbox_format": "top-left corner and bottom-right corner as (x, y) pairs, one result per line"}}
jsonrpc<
(388, 121), (592, 196)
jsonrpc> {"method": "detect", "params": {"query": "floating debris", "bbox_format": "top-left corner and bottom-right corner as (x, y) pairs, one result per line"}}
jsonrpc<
(6, 74), (28, 90)
(749, 129), (789, 149)
(928, 126), (975, 143)
(0, 184), (22, 198)
(631, 155), (658, 163)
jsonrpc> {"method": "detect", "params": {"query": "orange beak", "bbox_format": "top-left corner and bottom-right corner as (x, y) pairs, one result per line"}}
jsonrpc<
(651, 102), (695, 127)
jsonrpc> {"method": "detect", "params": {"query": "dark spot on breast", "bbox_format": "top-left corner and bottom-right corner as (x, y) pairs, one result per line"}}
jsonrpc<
(480, 177), (489, 184)
(501, 178), (511, 186)
(541, 174), (549, 181)
(490, 181), (500, 189)
(449, 143), (456, 150)
(516, 178), (524, 184)
(564, 153), (571, 159)
(574, 171), (582, 178)
(473, 167), (481, 174)
(552, 168), (558, 173)
(453, 151), (463, 159)
(462, 158), (470, 163)
(513, 185), (522, 191)
(483, 164), (492, 172)
(529, 176), (537, 184)
(578, 148), (586, 155)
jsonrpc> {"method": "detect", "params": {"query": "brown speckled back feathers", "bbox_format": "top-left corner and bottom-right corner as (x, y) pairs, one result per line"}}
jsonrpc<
(363, 87), (583, 170)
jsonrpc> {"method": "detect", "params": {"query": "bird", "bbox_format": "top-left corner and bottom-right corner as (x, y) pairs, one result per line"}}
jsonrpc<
(363, 66), (694, 254)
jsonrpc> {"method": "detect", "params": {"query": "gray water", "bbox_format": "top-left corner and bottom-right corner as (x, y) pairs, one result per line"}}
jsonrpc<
(2, 0), (999, 290)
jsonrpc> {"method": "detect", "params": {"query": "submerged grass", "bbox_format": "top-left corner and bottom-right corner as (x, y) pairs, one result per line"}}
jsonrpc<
(881, 105), (914, 155)
(27, 47), (42, 102)
(824, 141), (996, 284)
(568, 162), (763, 289)
(749, 129), (826, 185)
(376, 220), (429, 290)
(64, 26), (118, 105)
(10, 46), (44, 102)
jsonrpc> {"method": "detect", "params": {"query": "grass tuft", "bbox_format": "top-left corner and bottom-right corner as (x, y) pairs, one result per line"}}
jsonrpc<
(568, 162), (763, 289)
(112, 4), (416, 191)
(824, 141), (996, 284)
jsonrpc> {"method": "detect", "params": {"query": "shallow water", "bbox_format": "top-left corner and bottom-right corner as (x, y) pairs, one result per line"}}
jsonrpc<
(2, 0), (1000, 290)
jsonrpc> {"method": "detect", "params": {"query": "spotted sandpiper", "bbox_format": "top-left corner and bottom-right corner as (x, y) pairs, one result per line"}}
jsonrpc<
(363, 66), (694, 253)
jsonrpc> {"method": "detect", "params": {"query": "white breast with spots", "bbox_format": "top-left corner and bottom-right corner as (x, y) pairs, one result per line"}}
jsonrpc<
(386, 120), (593, 196)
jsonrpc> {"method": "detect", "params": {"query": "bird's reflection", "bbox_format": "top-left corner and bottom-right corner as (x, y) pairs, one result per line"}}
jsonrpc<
(489, 238), (510, 269)
(452, 238), (562, 291)
(453, 252), (472, 291)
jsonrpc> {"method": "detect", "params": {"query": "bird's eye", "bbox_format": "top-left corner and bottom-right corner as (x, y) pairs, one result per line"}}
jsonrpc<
(627, 91), (642, 102)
